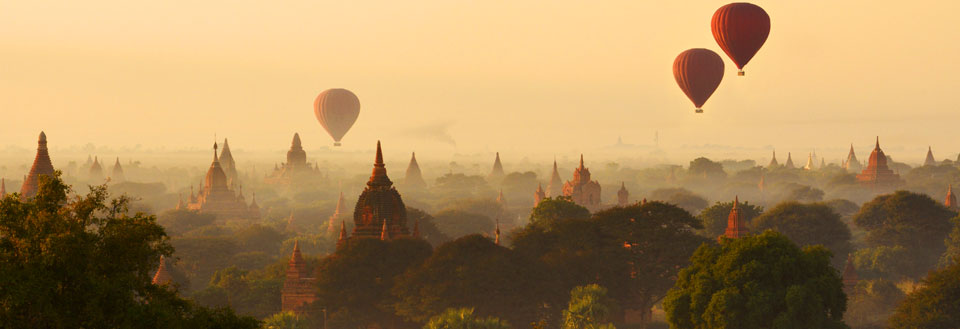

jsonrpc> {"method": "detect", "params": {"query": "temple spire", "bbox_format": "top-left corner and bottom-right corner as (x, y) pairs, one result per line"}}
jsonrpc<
(720, 196), (749, 240)
(924, 146), (937, 166)
(152, 255), (174, 286)
(947, 185), (957, 211)
(380, 220), (390, 241)
(367, 141), (392, 187)
(20, 131), (55, 199)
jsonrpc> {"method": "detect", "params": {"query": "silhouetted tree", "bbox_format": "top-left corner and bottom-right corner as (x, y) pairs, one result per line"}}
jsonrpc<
(648, 188), (709, 214)
(425, 308), (511, 329)
(687, 157), (727, 180)
(663, 231), (848, 329)
(888, 257), (960, 328)
(845, 279), (905, 329)
(751, 202), (852, 267)
(527, 197), (590, 230)
(562, 285), (617, 329)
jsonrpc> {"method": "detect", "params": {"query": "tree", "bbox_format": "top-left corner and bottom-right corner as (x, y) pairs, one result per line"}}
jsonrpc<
(785, 185), (825, 202)
(593, 202), (709, 325)
(698, 201), (763, 238)
(888, 257), (960, 328)
(562, 285), (617, 329)
(236, 224), (285, 254)
(687, 157), (727, 180)
(157, 209), (216, 236)
(527, 197), (590, 230)
(853, 246), (914, 281)
(663, 231), (848, 329)
(0, 172), (258, 328)
(314, 237), (433, 329)
(407, 207), (452, 246)
(434, 174), (493, 198)
(941, 216), (960, 267)
(844, 279), (905, 329)
(393, 235), (546, 327)
(852, 191), (954, 277)
(432, 209), (495, 239)
(192, 263), (286, 319)
(262, 311), (310, 329)
(751, 202), (852, 268)
(424, 308), (511, 329)
(649, 188), (709, 214)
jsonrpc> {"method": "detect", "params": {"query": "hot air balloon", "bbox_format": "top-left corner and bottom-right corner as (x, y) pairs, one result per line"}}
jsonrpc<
(673, 48), (725, 113)
(711, 3), (770, 76)
(314, 89), (360, 146)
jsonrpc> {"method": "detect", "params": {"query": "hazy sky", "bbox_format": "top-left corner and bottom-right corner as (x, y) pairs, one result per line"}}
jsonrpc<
(1, 1), (958, 162)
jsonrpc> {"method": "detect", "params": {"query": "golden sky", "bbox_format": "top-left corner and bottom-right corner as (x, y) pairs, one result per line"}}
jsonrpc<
(1, 1), (958, 161)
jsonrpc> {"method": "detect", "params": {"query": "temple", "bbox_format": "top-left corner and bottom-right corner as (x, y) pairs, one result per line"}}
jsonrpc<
(617, 182), (630, 206)
(110, 158), (125, 182)
(783, 152), (795, 169)
(281, 242), (317, 315)
(403, 152), (427, 189)
(562, 155), (602, 212)
(842, 254), (859, 295)
(534, 183), (546, 207)
(350, 141), (410, 239)
(547, 160), (563, 197)
(20, 132), (56, 200)
(720, 197), (749, 240)
(946, 185), (957, 211)
(767, 150), (779, 168)
(328, 191), (346, 234)
(856, 138), (902, 188)
(924, 146), (936, 166)
(89, 156), (104, 182)
(152, 256), (174, 286)
(219, 139), (239, 186)
(187, 142), (260, 221)
(267, 133), (322, 184)
(488, 152), (505, 183)
(842, 144), (862, 173)
(803, 153), (816, 170)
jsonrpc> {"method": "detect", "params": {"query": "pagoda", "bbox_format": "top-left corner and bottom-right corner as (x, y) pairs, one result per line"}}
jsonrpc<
(110, 157), (125, 182)
(767, 150), (779, 168)
(617, 182), (630, 206)
(327, 191), (347, 234)
(20, 132), (56, 200)
(267, 133), (322, 184)
(562, 155), (602, 212)
(350, 141), (410, 239)
(403, 152), (427, 189)
(856, 138), (902, 188)
(803, 153), (816, 170)
(488, 152), (505, 183)
(842, 144), (862, 173)
(547, 160), (563, 197)
(719, 197), (749, 240)
(533, 183), (546, 207)
(187, 142), (260, 220)
(281, 242), (317, 315)
(946, 185), (957, 211)
(783, 152), (795, 169)
(152, 256), (174, 286)
(89, 156), (104, 182)
(219, 139), (239, 186)
(924, 146), (936, 166)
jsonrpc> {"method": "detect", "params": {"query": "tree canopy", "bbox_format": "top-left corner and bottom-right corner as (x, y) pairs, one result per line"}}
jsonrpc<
(751, 202), (852, 268)
(663, 231), (848, 329)
(852, 191), (954, 277)
(888, 257), (960, 328)
(424, 308), (511, 329)
(0, 172), (258, 328)
(527, 197), (590, 230)
(562, 285), (617, 329)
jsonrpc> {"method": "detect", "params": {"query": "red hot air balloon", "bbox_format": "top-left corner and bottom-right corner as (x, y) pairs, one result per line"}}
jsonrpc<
(314, 89), (361, 146)
(673, 48), (725, 113)
(711, 3), (770, 76)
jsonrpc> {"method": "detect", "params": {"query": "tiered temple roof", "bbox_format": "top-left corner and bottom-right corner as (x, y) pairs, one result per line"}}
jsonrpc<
(20, 132), (55, 200)
(924, 146), (936, 166)
(617, 182), (630, 206)
(281, 242), (317, 315)
(803, 153), (816, 170)
(152, 256), (174, 286)
(843, 144), (862, 173)
(268, 133), (321, 184)
(856, 138), (902, 188)
(110, 157), (125, 182)
(328, 191), (346, 234)
(562, 155), (602, 212)
(188, 142), (259, 220)
(404, 152), (427, 188)
(946, 185), (957, 211)
(783, 152), (795, 169)
(767, 150), (779, 168)
(547, 160), (563, 197)
(351, 141), (409, 239)
(534, 183), (546, 207)
(89, 157), (104, 182)
(488, 152), (505, 182)
(219, 139), (239, 186)
(720, 197), (749, 240)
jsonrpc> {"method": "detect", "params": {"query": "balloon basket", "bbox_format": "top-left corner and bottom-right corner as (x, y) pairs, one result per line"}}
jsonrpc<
(695, 108), (704, 114)
(334, 142), (342, 147)
(738, 70), (745, 76)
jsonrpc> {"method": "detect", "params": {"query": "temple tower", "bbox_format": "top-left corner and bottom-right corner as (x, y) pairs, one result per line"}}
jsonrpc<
(767, 150), (779, 168)
(328, 191), (346, 234)
(562, 155), (602, 212)
(534, 183), (546, 207)
(946, 185), (957, 211)
(856, 137), (902, 188)
(281, 242), (317, 315)
(803, 153), (816, 170)
(404, 152), (427, 188)
(720, 197), (749, 240)
(617, 182), (630, 206)
(152, 256), (174, 286)
(111, 157), (125, 182)
(547, 160), (563, 197)
(219, 139), (239, 185)
(843, 144), (862, 173)
(20, 132), (55, 200)
(89, 157), (104, 182)
(784, 152), (795, 169)
(351, 141), (410, 239)
(489, 152), (505, 183)
(924, 146), (936, 166)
